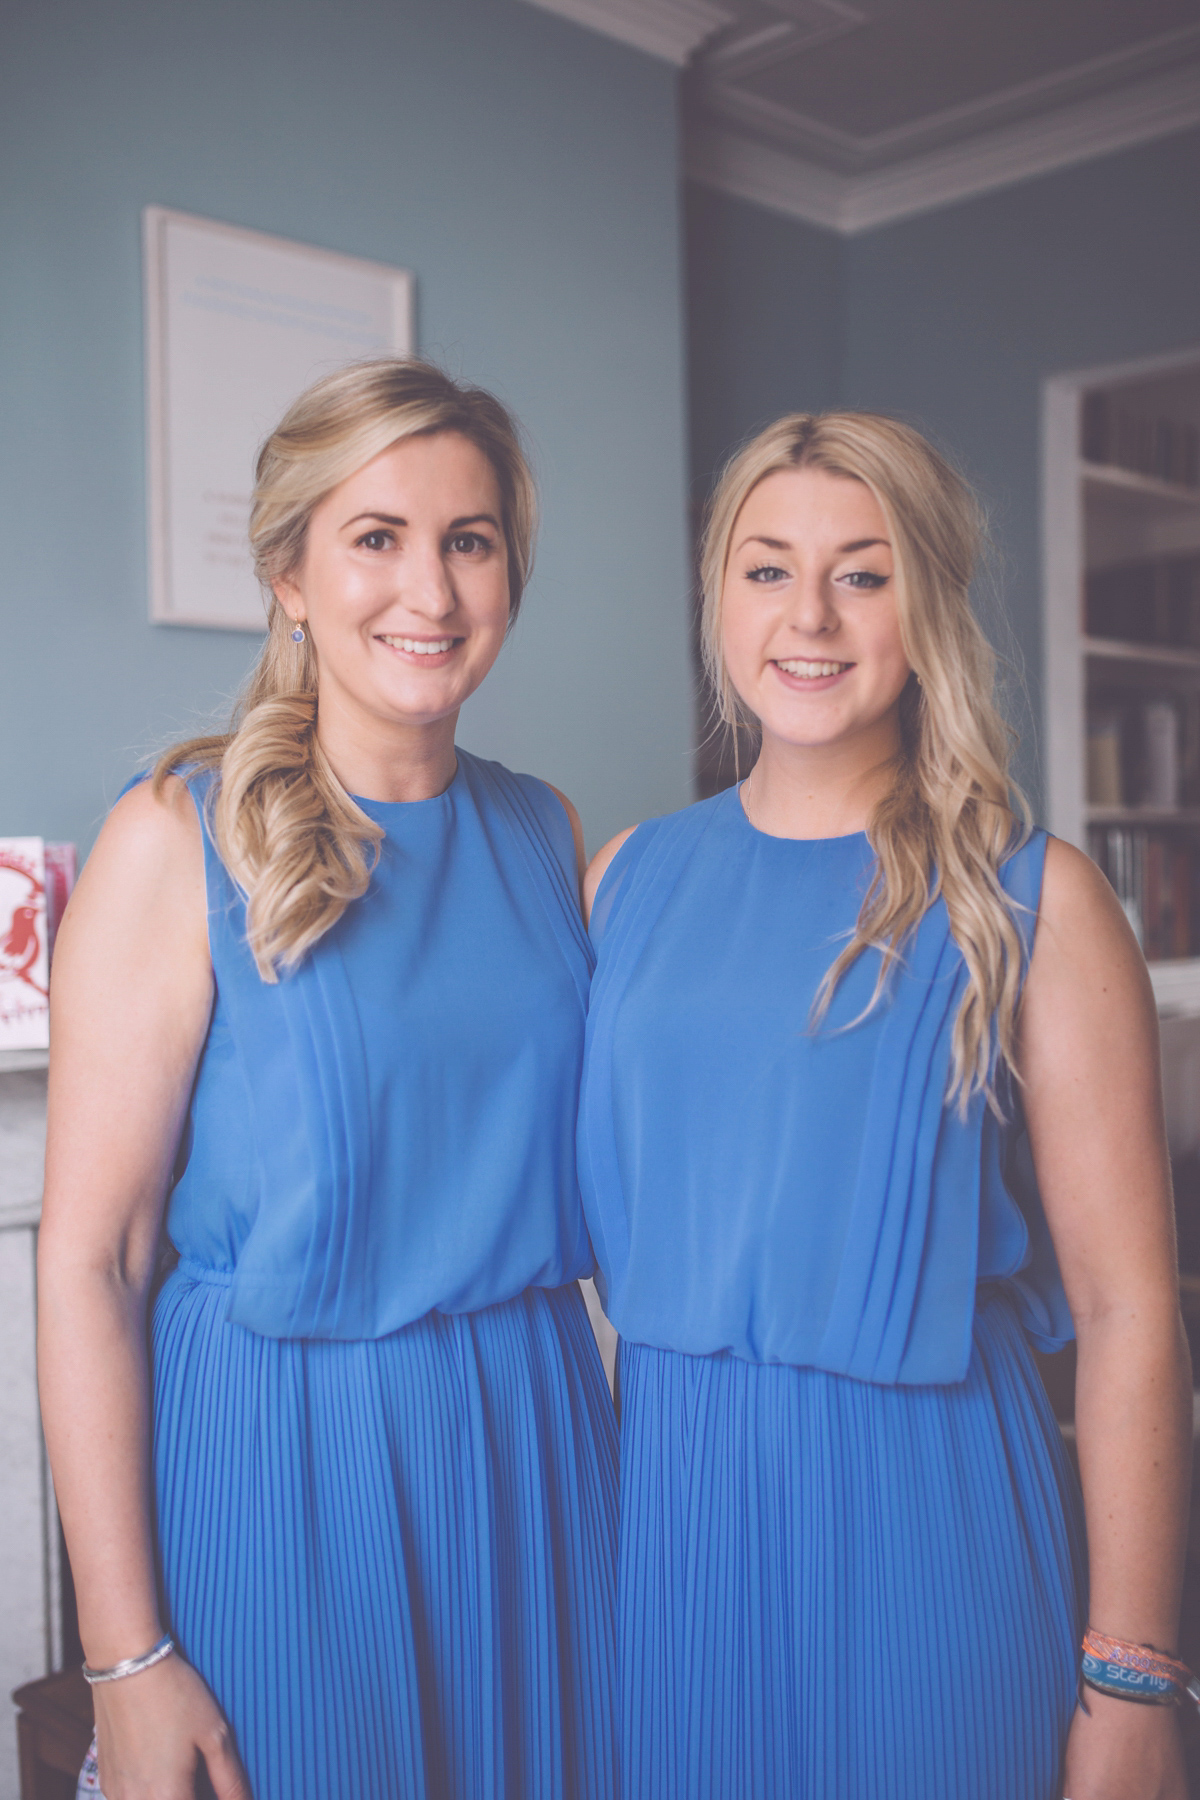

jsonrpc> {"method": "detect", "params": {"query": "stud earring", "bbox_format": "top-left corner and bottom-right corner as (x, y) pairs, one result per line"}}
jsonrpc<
(291, 625), (306, 644)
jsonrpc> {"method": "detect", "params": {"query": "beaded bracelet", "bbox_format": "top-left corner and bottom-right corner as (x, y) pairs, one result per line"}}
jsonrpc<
(1080, 1629), (1200, 1712)
(82, 1633), (175, 1686)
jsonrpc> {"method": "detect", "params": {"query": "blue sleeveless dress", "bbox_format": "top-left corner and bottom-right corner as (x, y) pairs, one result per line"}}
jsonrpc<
(578, 785), (1086, 1800)
(146, 752), (617, 1800)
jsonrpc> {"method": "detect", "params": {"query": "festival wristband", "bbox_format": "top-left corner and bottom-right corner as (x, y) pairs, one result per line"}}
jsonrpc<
(1080, 1628), (1200, 1711)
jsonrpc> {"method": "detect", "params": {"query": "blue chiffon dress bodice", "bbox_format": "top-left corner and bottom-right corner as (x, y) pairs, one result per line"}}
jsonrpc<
(119, 751), (618, 1800)
(579, 784), (1085, 1800)
(581, 783), (1071, 1382)
(170, 749), (595, 1334)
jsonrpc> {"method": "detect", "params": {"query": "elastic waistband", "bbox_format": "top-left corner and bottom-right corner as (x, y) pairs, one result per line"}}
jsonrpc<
(175, 1257), (235, 1289)
(169, 1259), (587, 1317)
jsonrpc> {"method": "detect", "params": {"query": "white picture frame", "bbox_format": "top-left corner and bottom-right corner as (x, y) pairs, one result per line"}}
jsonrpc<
(144, 207), (415, 631)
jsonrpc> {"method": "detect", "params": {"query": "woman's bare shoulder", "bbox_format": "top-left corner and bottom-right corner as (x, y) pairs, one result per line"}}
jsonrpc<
(1035, 835), (1148, 983)
(102, 773), (202, 855)
(62, 775), (206, 951)
(539, 781), (586, 882)
(583, 827), (638, 926)
(1039, 833), (1118, 920)
(1023, 833), (1157, 1046)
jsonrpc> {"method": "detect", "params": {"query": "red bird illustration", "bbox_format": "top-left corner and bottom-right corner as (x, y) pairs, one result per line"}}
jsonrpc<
(1, 904), (48, 997)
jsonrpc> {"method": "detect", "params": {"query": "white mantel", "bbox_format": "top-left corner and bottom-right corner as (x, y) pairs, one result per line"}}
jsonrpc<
(0, 1052), (60, 1800)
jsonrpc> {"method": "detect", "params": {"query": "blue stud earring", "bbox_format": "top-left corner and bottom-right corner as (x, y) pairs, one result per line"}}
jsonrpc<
(291, 625), (306, 644)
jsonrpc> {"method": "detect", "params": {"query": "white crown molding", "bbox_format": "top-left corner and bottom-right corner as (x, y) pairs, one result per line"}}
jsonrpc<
(519, 0), (733, 65)
(687, 123), (849, 229)
(702, 0), (866, 84)
(687, 59), (1200, 234)
(695, 21), (1200, 173)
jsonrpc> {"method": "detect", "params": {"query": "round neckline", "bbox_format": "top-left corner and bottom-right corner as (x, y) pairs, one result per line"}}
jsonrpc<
(351, 753), (464, 813)
(730, 780), (869, 846)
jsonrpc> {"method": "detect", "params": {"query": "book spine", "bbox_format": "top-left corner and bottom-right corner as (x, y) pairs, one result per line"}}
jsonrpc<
(1142, 701), (1180, 810)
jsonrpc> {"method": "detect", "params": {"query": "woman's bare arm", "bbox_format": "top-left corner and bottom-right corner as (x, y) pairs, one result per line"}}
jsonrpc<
(1019, 837), (1191, 1800)
(38, 777), (248, 1799)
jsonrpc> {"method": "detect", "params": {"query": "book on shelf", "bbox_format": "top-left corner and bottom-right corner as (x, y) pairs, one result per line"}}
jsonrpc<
(1086, 553), (1200, 648)
(1089, 825), (1194, 961)
(1085, 695), (1197, 810)
(1144, 700), (1180, 810)
(1086, 712), (1122, 807)
(1082, 392), (1200, 487)
(0, 837), (77, 1050)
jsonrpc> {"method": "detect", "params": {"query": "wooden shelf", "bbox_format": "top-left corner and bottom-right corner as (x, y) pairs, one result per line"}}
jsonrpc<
(1082, 460), (1200, 507)
(1085, 636), (1200, 667)
(1148, 958), (1200, 1015)
(0, 1048), (48, 1074)
(1086, 807), (1200, 826)
(1045, 363), (1200, 1148)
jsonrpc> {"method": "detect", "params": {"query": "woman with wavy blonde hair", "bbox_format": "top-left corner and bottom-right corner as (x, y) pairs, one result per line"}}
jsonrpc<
(39, 359), (618, 1800)
(579, 412), (1190, 1799)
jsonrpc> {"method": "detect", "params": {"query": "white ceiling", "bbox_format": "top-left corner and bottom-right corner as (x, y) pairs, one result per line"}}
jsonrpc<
(521, 0), (1200, 231)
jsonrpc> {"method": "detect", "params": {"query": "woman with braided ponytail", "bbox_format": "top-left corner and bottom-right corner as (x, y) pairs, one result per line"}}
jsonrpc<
(579, 412), (1190, 1799)
(39, 360), (618, 1800)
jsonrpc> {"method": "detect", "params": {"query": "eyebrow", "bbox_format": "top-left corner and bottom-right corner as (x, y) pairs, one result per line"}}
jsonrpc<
(737, 533), (890, 554)
(341, 511), (502, 531)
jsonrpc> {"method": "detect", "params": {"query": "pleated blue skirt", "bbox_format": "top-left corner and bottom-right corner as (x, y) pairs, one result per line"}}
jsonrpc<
(618, 1289), (1086, 1800)
(150, 1263), (619, 1800)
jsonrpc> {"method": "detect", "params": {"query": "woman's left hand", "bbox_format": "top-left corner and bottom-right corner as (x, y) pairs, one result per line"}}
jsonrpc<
(1062, 1692), (1188, 1798)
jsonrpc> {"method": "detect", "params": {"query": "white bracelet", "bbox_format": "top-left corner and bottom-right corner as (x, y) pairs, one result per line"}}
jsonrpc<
(82, 1633), (175, 1685)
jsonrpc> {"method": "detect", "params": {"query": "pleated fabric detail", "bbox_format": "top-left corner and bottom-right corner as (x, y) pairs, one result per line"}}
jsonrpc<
(618, 1290), (1086, 1800)
(151, 1267), (619, 1800)
(162, 752), (596, 1340)
(580, 789), (1070, 1384)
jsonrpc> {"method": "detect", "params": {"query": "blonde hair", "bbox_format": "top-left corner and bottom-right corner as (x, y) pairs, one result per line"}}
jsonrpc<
(699, 412), (1030, 1115)
(155, 358), (537, 981)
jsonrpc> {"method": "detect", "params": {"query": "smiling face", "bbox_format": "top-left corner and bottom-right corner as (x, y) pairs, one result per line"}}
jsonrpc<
(720, 465), (913, 760)
(273, 430), (511, 736)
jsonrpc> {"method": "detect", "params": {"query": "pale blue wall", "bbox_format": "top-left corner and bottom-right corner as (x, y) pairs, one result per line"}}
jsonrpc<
(0, 0), (694, 855)
(685, 183), (842, 502)
(842, 128), (1200, 807)
(685, 128), (1200, 810)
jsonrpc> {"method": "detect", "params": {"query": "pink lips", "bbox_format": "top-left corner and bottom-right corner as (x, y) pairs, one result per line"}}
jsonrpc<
(771, 660), (854, 692)
(376, 634), (462, 667)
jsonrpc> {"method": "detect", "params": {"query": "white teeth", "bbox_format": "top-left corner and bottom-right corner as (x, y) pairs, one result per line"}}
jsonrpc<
(379, 636), (455, 655)
(775, 658), (850, 678)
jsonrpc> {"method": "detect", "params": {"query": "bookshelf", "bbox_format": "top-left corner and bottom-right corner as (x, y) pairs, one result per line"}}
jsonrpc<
(1043, 349), (1200, 1032)
(1083, 461), (1200, 509)
(1086, 638), (1200, 669)
(1086, 808), (1200, 828)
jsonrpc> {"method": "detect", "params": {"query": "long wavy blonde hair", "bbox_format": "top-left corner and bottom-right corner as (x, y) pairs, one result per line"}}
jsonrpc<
(700, 411), (1030, 1115)
(155, 358), (537, 981)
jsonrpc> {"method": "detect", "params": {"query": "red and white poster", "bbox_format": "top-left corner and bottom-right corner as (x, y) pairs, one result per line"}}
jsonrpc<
(0, 838), (50, 1049)
(0, 838), (75, 1050)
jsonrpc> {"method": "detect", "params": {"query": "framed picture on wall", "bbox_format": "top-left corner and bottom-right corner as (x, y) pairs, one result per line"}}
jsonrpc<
(144, 206), (415, 630)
